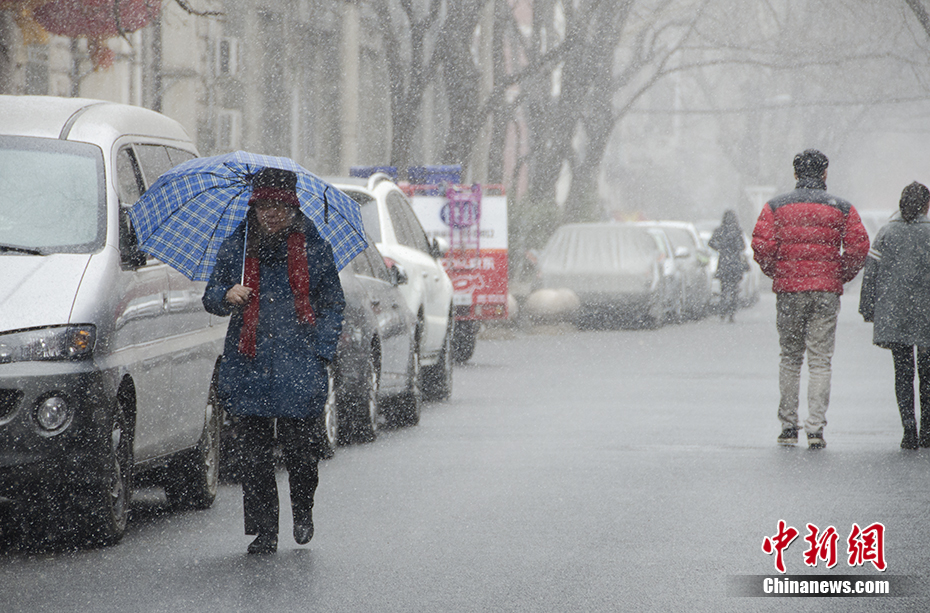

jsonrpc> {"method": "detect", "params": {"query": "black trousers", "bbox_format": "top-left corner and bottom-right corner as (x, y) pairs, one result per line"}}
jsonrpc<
(890, 344), (930, 434)
(238, 415), (320, 536)
(719, 276), (741, 318)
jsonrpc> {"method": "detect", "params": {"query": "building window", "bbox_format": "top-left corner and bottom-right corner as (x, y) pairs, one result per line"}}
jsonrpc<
(216, 109), (241, 152)
(25, 45), (49, 95)
(216, 37), (238, 77)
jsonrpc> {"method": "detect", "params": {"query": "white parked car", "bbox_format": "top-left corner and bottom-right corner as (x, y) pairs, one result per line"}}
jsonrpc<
(329, 174), (454, 407)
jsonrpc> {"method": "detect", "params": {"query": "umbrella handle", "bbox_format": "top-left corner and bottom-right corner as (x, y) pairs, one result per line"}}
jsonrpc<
(241, 217), (249, 285)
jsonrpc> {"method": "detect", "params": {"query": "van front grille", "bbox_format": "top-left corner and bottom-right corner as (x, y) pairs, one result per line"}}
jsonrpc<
(0, 389), (23, 422)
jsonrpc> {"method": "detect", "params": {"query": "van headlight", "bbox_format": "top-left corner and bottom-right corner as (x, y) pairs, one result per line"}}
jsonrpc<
(0, 325), (96, 364)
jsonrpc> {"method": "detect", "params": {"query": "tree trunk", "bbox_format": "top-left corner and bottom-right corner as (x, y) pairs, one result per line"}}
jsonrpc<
(0, 12), (14, 94)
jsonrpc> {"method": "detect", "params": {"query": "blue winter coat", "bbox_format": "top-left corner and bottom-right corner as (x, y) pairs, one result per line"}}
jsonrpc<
(203, 216), (345, 419)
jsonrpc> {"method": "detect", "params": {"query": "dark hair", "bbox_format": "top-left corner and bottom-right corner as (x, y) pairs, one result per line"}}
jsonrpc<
(899, 181), (930, 222)
(793, 149), (828, 178)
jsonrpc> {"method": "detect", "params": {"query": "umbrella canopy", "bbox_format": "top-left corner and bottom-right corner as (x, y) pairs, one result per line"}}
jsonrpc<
(128, 151), (367, 281)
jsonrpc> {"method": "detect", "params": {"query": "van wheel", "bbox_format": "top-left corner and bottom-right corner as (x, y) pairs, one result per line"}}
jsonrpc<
(165, 383), (220, 510)
(81, 404), (133, 546)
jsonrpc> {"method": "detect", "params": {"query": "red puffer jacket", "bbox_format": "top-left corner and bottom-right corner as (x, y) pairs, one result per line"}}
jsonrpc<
(751, 179), (870, 295)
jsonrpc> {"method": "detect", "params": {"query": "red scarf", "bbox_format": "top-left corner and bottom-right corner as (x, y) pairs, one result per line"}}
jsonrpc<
(238, 231), (316, 357)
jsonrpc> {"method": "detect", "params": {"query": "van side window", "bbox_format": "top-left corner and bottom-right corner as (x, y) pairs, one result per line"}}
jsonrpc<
(134, 144), (175, 188)
(166, 147), (196, 167)
(116, 147), (149, 268)
(116, 147), (144, 206)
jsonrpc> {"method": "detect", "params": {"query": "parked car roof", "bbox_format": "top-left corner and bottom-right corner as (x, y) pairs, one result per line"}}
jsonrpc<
(0, 95), (192, 145)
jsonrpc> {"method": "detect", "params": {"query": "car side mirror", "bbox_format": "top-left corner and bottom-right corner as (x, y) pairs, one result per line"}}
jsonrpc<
(388, 260), (409, 286)
(119, 207), (148, 269)
(431, 236), (450, 259)
(674, 246), (691, 259)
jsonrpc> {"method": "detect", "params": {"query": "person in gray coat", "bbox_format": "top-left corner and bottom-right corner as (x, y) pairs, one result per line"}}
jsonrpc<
(859, 181), (930, 450)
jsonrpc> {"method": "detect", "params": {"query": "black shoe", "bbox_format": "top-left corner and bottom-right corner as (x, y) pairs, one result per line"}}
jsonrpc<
(902, 430), (919, 450)
(247, 533), (278, 554)
(807, 431), (826, 450)
(294, 521), (314, 545)
(777, 428), (798, 446)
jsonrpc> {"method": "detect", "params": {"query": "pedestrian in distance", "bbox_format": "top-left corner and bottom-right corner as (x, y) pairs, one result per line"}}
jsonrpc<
(203, 167), (345, 554)
(751, 149), (870, 450)
(858, 182), (930, 450)
(708, 209), (748, 323)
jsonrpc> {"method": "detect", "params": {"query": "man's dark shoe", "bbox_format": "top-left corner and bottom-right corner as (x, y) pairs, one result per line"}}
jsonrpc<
(777, 428), (798, 446)
(294, 521), (314, 545)
(807, 431), (826, 450)
(247, 533), (278, 554)
(902, 429), (919, 450)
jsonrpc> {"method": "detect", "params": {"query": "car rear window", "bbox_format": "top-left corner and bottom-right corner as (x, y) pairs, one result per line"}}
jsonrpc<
(662, 227), (697, 250)
(343, 189), (382, 243)
(541, 225), (655, 272)
(0, 135), (105, 254)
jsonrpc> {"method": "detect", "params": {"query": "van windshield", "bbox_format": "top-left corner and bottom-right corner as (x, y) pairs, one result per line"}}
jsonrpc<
(0, 136), (105, 254)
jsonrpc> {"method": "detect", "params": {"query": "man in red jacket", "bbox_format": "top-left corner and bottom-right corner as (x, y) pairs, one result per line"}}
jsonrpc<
(752, 149), (870, 449)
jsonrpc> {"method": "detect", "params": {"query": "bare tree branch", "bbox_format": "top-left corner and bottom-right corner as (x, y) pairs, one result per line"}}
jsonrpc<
(173, 0), (224, 18)
(906, 0), (930, 39)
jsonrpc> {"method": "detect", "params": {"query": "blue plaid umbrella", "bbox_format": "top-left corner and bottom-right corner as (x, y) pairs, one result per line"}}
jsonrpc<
(128, 151), (367, 281)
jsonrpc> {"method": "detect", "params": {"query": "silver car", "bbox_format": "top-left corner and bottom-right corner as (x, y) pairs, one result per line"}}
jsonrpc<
(0, 96), (226, 546)
(634, 221), (712, 318)
(538, 222), (673, 327)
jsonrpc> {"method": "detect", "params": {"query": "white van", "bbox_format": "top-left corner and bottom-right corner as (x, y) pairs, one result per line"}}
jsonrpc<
(0, 96), (226, 546)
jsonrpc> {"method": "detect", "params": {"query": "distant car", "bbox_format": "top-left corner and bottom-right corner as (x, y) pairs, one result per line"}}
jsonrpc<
(537, 222), (674, 327)
(335, 240), (418, 442)
(634, 221), (712, 319)
(643, 226), (686, 322)
(329, 174), (454, 406)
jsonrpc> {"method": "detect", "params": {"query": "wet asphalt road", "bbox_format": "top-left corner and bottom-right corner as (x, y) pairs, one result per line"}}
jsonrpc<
(2, 289), (929, 612)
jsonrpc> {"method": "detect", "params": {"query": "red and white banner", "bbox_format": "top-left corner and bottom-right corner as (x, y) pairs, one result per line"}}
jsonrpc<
(410, 191), (508, 320)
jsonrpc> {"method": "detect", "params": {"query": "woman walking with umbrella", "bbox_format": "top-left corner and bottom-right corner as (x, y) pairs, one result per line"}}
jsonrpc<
(708, 209), (748, 323)
(203, 168), (345, 554)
